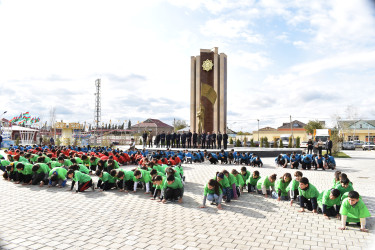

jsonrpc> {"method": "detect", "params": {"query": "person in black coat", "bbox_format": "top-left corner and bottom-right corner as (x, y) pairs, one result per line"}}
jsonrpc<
(211, 131), (217, 149)
(142, 131), (148, 148)
(187, 130), (192, 148)
(192, 132), (198, 148)
(326, 138), (333, 155)
(181, 132), (187, 148)
(206, 132), (211, 149)
(201, 132), (206, 149)
(223, 131), (228, 150)
(172, 132), (177, 148)
(176, 133), (181, 148)
(217, 131), (222, 149)
(166, 132), (172, 148)
(160, 131), (166, 148)
(155, 133), (160, 148)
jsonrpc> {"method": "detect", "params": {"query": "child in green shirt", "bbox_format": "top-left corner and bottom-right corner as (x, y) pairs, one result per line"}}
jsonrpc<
(162, 175), (183, 203)
(15, 162), (33, 185)
(256, 174), (277, 198)
(151, 175), (165, 201)
(115, 169), (135, 192)
(133, 169), (151, 194)
(335, 177), (354, 196)
(246, 170), (260, 193)
(287, 171), (303, 206)
(95, 170), (116, 191)
(332, 171), (341, 188)
(298, 177), (319, 213)
(214, 172), (231, 203)
(48, 167), (68, 187)
(339, 191), (371, 232)
(200, 179), (223, 210)
(231, 169), (244, 197)
(31, 163), (50, 186)
(67, 169), (94, 193)
(317, 188), (341, 219)
(223, 170), (238, 199)
(273, 173), (292, 201)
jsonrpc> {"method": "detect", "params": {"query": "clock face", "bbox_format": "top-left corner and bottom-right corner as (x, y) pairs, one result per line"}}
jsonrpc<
(202, 59), (214, 72)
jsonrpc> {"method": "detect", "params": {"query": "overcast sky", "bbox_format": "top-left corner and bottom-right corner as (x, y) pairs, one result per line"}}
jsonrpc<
(1, 0), (375, 131)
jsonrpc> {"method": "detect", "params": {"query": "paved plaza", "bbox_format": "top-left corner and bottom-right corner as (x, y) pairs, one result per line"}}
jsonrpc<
(0, 150), (374, 250)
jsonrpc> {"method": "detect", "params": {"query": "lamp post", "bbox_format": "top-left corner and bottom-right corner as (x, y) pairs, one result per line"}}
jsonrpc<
(0, 111), (7, 135)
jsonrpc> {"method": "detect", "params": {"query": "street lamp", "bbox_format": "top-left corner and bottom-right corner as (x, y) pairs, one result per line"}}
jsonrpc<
(0, 111), (7, 135)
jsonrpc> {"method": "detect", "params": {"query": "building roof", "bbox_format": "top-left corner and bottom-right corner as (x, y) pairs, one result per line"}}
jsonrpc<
(131, 118), (173, 129)
(338, 120), (375, 129)
(278, 120), (306, 129)
(259, 127), (277, 131)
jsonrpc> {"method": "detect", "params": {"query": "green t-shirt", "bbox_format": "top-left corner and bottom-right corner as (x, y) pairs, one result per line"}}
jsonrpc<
(49, 161), (62, 169)
(246, 175), (261, 186)
(49, 167), (68, 180)
(234, 174), (244, 187)
(78, 164), (90, 174)
(203, 184), (223, 196)
(163, 177), (183, 189)
(286, 179), (299, 192)
(34, 163), (50, 174)
(30, 154), (39, 163)
(335, 183), (354, 196)
(75, 157), (83, 164)
(100, 172), (116, 183)
(298, 184), (319, 199)
(214, 175), (230, 188)
(17, 163), (33, 175)
(256, 176), (275, 190)
(73, 171), (92, 183)
(90, 158), (99, 166)
(1, 160), (10, 167)
(155, 176), (166, 190)
(19, 156), (29, 163)
(340, 198), (371, 222)
(226, 173), (236, 186)
(133, 169), (151, 183)
(332, 179), (340, 188)
(241, 170), (251, 183)
(63, 159), (73, 167)
(276, 179), (291, 196)
(317, 189), (341, 209)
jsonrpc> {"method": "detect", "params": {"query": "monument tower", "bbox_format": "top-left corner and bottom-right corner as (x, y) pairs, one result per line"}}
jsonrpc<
(190, 47), (227, 133)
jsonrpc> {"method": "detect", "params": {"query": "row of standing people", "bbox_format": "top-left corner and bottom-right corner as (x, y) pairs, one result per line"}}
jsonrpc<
(142, 130), (229, 149)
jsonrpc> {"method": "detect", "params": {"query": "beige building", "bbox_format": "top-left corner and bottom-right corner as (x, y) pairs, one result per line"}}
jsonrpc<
(252, 120), (309, 142)
(338, 120), (375, 142)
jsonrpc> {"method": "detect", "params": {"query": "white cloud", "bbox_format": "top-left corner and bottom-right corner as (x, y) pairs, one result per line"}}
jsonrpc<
(231, 51), (272, 71)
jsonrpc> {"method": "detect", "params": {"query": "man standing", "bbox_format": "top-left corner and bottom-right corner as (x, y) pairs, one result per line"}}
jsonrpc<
(326, 137), (333, 156)
(223, 131), (228, 150)
(148, 132), (153, 148)
(155, 133), (160, 148)
(172, 131), (177, 148)
(187, 130), (192, 148)
(166, 132), (172, 148)
(206, 132), (211, 149)
(0, 134), (3, 148)
(193, 131), (198, 149)
(176, 132), (181, 148)
(201, 131), (206, 149)
(160, 131), (166, 148)
(211, 131), (217, 149)
(217, 131), (222, 149)
(142, 131), (148, 148)
(181, 132), (187, 148)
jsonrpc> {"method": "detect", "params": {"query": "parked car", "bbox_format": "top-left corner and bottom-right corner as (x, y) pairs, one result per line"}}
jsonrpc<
(353, 140), (365, 148)
(362, 142), (375, 150)
(342, 141), (355, 150)
(300, 141), (308, 148)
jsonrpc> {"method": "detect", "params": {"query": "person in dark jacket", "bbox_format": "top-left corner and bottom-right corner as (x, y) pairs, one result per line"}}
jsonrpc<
(187, 130), (192, 148)
(193, 132), (198, 148)
(326, 138), (333, 156)
(172, 132), (177, 148)
(181, 132), (187, 148)
(160, 131), (166, 148)
(166, 132), (172, 148)
(211, 131), (217, 149)
(201, 132), (206, 149)
(217, 131), (222, 149)
(223, 131), (228, 150)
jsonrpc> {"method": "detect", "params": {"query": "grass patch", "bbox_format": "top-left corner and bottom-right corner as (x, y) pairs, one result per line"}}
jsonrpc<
(332, 152), (351, 158)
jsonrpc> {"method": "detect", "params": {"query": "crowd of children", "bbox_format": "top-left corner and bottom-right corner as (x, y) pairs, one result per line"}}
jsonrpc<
(275, 152), (336, 170)
(201, 167), (370, 232)
(0, 144), (369, 232)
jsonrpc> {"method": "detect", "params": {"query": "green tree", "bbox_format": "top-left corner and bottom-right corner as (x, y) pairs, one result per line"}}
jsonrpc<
(288, 137), (293, 148)
(304, 120), (324, 135)
(56, 137), (61, 146)
(250, 138), (254, 147)
(229, 138), (234, 144)
(174, 120), (188, 132)
(128, 120), (132, 129)
(236, 139), (242, 147)
(264, 137), (269, 147)
(296, 136), (301, 148)
(279, 139), (284, 148)
(260, 137), (264, 147)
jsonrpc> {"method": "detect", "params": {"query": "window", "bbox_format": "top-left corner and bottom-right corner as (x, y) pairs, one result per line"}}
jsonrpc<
(365, 136), (375, 142)
(348, 136), (359, 141)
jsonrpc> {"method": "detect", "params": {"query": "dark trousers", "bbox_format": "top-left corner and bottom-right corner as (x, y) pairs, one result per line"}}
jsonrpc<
(202, 141), (206, 149)
(182, 141), (186, 148)
(209, 158), (218, 164)
(322, 204), (340, 217)
(98, 180), (115, 191)
(117, 180), (134, 190)
(187, 139), (191, 148)
(164, 187), (183, 201)
(153, 189), (161, 199)
(248, 184), (256, 192)
(3, 171), (19, 181)
(291, 161), (299, 169)
(315, 162), (324, 170)
(327, 148), (332, 155)
(90, 165), (97, 172)
(166, 141), (170, 148)
(161, 140), (165, 147)
(223, 187), (231, 202)
(223, 141), (227, 150)
(318, 147), (323, 155)
(217, 140), (222, 149)
(148, 141), (153, 148)
(307, 146), (313, 154)
(18, 173), (32, 184)
(32, 172), (47, 185)
(176, 141), (180, 148)
(207, 141), (211, 149)
(193, 141), (197, 148)
(301, 162), (311, 170)
(300, 196), (317, 211)
(77, 180), (93, 192)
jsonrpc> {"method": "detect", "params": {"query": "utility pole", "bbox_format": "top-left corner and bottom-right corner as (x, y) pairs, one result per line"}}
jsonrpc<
(290, 115), (294, 147)
(257, 119), (259, 142)
(94, 79), (101, 145)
